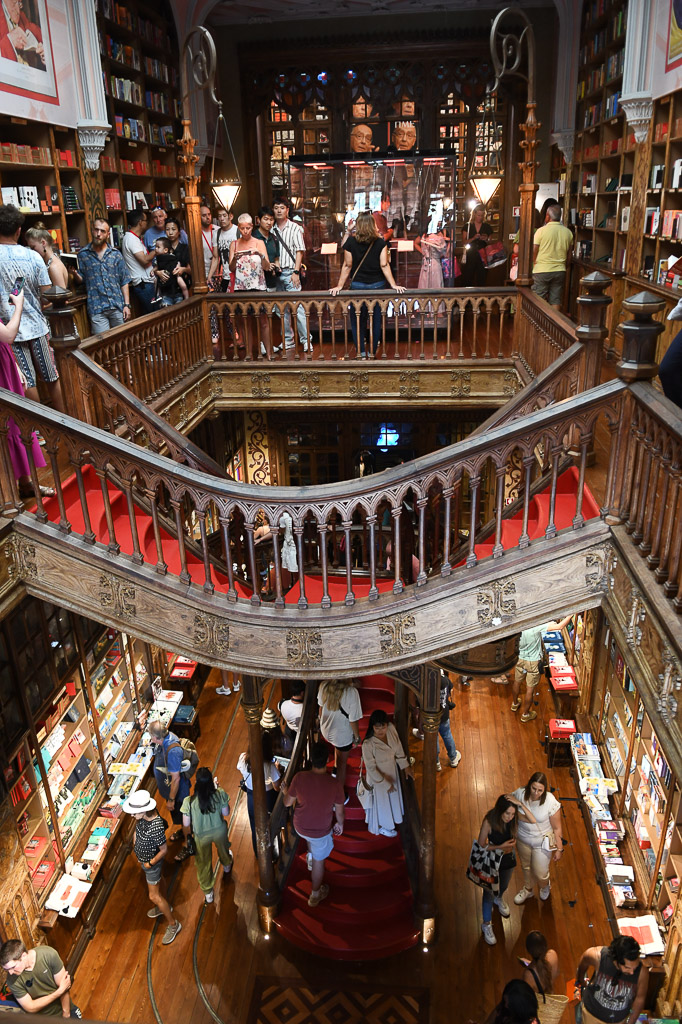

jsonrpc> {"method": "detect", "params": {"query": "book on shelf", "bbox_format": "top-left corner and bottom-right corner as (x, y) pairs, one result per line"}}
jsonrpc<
(618, 915), (664, 955)
(651, 164), (665, 189)
(644, 207), (660, 235)
(672, 159), (682, 190)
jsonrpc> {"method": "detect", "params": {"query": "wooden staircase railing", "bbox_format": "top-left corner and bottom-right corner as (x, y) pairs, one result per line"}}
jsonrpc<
(0, 378), (625, 601)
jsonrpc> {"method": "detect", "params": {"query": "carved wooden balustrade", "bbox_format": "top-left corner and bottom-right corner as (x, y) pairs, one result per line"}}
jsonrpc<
(78, 296), (211, 406)
(208, 287), (516, 363)
(4, 373), (682, 617)
(514, 286), (580, 377)
(0, 380), (625, 602)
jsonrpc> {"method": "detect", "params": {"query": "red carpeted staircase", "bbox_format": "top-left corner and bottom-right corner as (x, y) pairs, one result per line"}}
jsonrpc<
(273, 675), (421, 960)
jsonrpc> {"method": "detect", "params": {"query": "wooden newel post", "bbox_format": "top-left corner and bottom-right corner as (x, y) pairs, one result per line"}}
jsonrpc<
(241, 675), (279, 930)
(43, 287), (88, 423)
(615, 291), (665, 383)
(576, 271), (612, 392)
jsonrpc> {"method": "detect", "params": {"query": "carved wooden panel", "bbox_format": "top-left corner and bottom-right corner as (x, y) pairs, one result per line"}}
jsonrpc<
(184, 363), (522, 410)
(6, 520), (612, 681)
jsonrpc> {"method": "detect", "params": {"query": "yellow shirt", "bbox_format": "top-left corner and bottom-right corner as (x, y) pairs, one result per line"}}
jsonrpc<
(533, 221), (573, 274)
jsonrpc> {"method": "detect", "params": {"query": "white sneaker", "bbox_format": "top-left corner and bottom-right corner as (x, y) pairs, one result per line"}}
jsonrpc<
(449, 752), (462, 767)
(306, 852), (312, 872)
(482, 921), (497, 945)
(436, 760), (442, 772)
(378, 827), (397, 837)
(233, 679), (241, 691)
(514, 886), (534, 905)
(493, 896), (510, 917)
(216, 685), (232, 695)
(204, 890), (214, 904)
(412, 727), (424, 740)
(539, 884), (551, 900)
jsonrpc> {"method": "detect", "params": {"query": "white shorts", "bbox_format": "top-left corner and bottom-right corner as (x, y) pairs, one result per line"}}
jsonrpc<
(298, 830), (334, 861)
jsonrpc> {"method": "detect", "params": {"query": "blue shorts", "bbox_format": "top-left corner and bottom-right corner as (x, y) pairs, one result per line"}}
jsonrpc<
(141, 861), (163, 885)
(12, 335), (59, 388)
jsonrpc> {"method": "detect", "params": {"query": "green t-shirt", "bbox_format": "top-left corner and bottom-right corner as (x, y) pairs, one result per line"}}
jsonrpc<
(180, 788), (229, 838)
(533, 221), (573, 274)
(8, 946), (65, 1015)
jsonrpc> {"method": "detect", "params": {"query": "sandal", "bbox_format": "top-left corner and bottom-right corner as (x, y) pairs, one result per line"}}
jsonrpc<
(174, 845), (192, 862)
(19, 484), (55, 500)
(169, 830), (184, 843)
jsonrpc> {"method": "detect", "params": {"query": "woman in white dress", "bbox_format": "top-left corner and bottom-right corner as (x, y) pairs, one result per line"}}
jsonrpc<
(362, 709), (414, 837)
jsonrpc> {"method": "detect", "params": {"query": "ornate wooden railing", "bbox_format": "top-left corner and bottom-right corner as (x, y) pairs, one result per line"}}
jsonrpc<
(269, 686), (318, 888)
(77, 295), (211, 406)
(207, 287), (516, 363)
(6, 373), (681, 616)
(514, 285), (581, 377)
(0, 379), (625, 606)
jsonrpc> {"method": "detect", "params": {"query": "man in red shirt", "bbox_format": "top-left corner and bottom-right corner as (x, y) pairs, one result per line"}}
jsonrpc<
(282, 741), (345, 907)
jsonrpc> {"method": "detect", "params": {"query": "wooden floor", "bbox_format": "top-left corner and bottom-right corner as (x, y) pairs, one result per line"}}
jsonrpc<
(73, 668), (611, 1024)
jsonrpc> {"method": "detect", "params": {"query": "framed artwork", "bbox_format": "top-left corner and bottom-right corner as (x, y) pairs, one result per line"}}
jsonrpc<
(348, 120), (419, 153)
(666, 0), (682, 72)
(0, 0), (58, 104)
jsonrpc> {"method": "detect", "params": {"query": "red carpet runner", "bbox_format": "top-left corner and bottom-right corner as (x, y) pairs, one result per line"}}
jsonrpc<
(274, 675), (420, 960)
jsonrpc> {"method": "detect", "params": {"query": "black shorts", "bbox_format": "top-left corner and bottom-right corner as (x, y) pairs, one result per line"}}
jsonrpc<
(336, 741), (353, 753)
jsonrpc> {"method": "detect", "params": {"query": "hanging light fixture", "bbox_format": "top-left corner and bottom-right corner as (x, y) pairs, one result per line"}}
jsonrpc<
(469, 88), (503, 207)
(210, 99), (241, 210)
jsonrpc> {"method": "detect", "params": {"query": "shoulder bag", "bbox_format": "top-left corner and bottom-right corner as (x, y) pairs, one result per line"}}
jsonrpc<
(466, 839), (503, 893)
(273, 228), (307, 286)
(526, 965), (569, 1024)
(356, 752), (374, 811)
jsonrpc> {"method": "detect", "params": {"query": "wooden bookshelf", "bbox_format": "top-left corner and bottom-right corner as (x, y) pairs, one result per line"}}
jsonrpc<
(0, 119), (89, 254)
(95, 0), (182, 245)
(594, 628), (682, 936)
(570, 0), (628, 270)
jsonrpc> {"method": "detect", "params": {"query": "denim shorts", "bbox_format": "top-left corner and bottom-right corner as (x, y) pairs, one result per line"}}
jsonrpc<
(141, 861), (163, 885)
(12, 334), (58, 388)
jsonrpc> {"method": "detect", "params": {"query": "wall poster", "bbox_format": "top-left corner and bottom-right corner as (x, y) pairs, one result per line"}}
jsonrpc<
(666, 0), (682, 72)
(0, 0), (57, 104)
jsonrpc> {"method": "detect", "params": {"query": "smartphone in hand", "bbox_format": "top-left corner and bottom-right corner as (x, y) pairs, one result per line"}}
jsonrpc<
(10, 277), (24, 296)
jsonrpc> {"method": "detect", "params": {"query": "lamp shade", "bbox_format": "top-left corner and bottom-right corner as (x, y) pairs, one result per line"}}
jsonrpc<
(211, 179), (241, 210)
(470, 173), (502, 206)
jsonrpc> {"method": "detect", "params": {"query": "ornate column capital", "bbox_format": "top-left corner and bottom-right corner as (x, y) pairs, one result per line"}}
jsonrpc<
(241, 699), (264, 725)
(420, 710), (442, 733)
(77, 120), (111, 171)
(619, 94), (654, 144)
(550, 129), (574, 166)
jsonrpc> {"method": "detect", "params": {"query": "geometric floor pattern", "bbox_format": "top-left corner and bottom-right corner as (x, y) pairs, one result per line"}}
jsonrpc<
(246, 979), (430, 1024)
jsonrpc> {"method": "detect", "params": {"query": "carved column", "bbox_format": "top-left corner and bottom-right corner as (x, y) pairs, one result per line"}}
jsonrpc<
(516, 102), (540, 288)
(178, 119), (207, 295)
(241, 675), (279, 929)
(417, 706), (439, 943)
(43, 288), (88, 423)
(619, 0), (654, 281)
(414, 661), (442, 943)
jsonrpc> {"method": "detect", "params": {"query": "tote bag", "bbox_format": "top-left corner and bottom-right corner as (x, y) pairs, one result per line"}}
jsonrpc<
(466, 840), (503, 893)
(527, 966), (569, 1024)
(356, 753), (374, 811)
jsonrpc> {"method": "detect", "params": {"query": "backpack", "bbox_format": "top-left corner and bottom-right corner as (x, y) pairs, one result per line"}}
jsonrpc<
(164, 738), (200, 780)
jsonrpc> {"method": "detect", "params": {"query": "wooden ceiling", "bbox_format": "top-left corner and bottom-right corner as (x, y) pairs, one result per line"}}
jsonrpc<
(208, 0), (551, 27)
